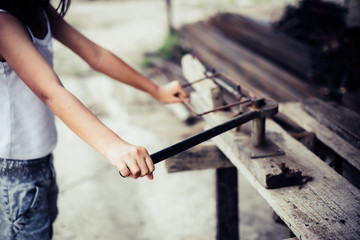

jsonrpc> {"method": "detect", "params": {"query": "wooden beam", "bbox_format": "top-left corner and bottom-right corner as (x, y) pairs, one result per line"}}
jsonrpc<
(179, 22), (317, 102)
(181, 54), (223, 109)
(216, 167), (239, 240)
(182, 55), (312, 189)
(301, 98), (360, 149)
(191, 93), (312, 190)
(192, 93), (360, 239)
(165, 141), (234, 173)
(182, 55), (360, 240)
(210, 13), (314, 78)
(280, 102), (360, 172)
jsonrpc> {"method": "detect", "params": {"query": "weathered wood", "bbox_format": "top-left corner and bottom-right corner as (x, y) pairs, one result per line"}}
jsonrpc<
(280, 102), (360, 172)
(183, 55), (360, 240)
(179, 22), (317, 102)
(190, 92), (312, 190)
(216, 167), (239, 240)
(192, 93), (360, 239)
(301, 98), (360, 149)
(210, 13), (314, 78)
(291, 132), (316, 151)
(165, 141), (234, 173)
(183, 55), (313, 189)
(180, 33), (271, 100)
(181, 54), (223, 109)
(273, 112), (316, 151)
(342, 91), (360, 114)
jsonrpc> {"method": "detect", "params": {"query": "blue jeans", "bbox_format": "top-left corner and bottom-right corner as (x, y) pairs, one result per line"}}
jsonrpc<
(0, 155), (58, 240)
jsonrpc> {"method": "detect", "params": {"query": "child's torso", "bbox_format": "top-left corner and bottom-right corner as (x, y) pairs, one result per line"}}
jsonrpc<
(0, 8), (57, 160)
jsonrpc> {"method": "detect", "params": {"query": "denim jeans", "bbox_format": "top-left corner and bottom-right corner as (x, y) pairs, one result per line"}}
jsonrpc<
(0, 154), (58, 240)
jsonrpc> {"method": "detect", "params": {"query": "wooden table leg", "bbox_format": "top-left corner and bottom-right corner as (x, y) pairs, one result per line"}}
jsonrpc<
(216, 167), (239, 240)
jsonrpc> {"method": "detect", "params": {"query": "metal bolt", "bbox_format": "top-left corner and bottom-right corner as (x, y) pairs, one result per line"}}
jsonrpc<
(251, 117), (265, 147)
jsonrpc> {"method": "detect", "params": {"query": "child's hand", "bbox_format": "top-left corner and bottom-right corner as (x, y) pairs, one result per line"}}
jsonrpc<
(154, 80), (189, 104)
(107, 142), (155, 180)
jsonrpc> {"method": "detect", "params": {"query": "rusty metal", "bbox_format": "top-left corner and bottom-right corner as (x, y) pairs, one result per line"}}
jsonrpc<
(179, 70), (256, 117)
(182, 70), (242, 99)
(181, 72), (220, 88)
(179, 94), (251, 117)
(149, 98), (278, 164)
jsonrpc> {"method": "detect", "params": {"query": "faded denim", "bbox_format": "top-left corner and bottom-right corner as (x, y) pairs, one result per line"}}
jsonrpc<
(0, 155), (58, 240)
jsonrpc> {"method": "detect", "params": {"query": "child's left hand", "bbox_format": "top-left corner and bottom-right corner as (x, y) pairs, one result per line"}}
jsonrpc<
(153, 80), (189, 104)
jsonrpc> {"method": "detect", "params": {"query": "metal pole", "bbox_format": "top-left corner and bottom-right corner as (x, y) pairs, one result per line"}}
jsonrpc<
(151, 111), (260, 163)
(251, 117), (265, 147)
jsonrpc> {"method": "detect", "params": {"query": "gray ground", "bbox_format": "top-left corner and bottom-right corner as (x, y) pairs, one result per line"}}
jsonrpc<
(52, 0), (289, 239)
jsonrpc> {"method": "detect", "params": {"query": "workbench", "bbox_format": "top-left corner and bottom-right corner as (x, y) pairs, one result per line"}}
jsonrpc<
(160, 54), (360, 240)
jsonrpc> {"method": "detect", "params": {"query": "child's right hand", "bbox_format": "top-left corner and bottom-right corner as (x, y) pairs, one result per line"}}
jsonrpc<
(106, 141), (155, 180)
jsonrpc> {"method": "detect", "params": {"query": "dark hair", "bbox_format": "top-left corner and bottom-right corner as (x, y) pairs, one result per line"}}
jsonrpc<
(0, 0), (71, 18)
(56, 0), (71, 17)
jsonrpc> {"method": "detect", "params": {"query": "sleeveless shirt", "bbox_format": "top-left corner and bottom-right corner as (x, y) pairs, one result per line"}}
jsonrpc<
(0, 9), (57, 160)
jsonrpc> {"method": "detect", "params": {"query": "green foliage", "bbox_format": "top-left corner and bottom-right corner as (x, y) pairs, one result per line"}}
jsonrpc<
(140, 32), (188, 69)
(140, 56), (154, 69)
(158, 32), (186, 61)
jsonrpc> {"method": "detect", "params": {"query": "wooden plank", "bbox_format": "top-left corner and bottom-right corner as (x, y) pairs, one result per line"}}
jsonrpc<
(301, 98), (360, 149)
(180, 34), (272, 100)
(190, 92), (311, 190)
(183, 55), (313, 189)
(210, 13), (314, 78)
(181, 54), (223, 109)
(165, 141), (234, 173)
(280, 102), (360, 172)
(179, 22), (317, 102)
(183, 55), (360, 240)
(192, 93), (360, 239)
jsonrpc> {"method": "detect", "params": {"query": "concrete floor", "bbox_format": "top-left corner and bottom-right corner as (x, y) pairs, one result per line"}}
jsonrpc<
(51, 1), (288, 239)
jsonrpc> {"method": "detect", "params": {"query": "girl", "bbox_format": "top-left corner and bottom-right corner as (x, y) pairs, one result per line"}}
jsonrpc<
(0, 0), (188, 239)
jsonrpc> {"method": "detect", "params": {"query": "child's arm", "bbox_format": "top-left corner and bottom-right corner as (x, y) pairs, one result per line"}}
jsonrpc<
(46, 6), (188, 103)
(0, 12), (154, 180)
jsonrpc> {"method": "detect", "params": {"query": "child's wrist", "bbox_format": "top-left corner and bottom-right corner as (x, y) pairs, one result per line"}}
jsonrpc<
(102, 138), (127, 164)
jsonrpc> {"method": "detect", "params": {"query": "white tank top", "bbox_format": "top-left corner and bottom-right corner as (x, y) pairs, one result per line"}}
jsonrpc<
(0, 9), (57, 160)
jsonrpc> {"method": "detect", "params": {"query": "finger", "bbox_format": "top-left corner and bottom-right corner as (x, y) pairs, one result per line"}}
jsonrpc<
(146, 173), (154, 180)
(177, 83), (189, 98)
(118, 164), (131, 178)
(177, 92), (189, 102)
(137, 156), (150, 177)
(145, 156), (155, 173)
(127, 160), (141, 179)
(172, 81), (189, 101)
(180, 90), (189, 100)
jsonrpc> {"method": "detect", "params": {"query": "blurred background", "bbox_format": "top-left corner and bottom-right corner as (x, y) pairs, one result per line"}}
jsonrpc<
(51, 0), (358, 239)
